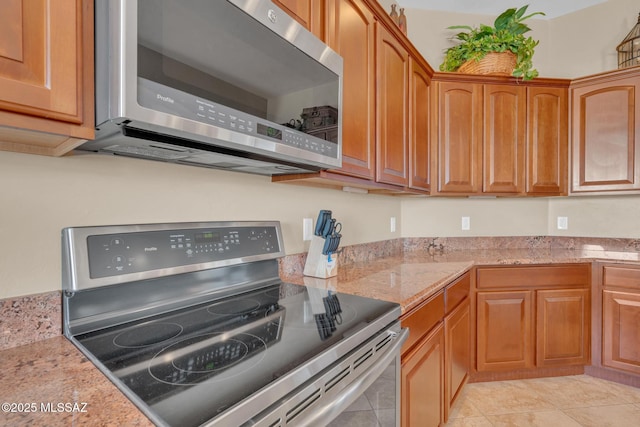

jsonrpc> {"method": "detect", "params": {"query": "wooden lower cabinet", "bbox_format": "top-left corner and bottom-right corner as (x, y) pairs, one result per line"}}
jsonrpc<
(602, 290), (640, 374)
(401, 323), (444, 427)
(401, 272), (471, 426)
(536, 289), (590, 367)
(588, 263), (640, 387)
(445, 298), (470, 419)
(476, 290), (534, 372)
(474, 264), (591, 377)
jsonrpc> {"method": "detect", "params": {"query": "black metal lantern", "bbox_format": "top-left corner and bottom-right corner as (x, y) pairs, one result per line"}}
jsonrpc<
(617, 12), (640, 69)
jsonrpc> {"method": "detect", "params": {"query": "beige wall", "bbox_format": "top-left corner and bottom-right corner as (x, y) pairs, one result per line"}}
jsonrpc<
(386, 0), (638, 77)
(548, 196), (640, 237)
(398, 0), (640, 239)
(402, 197), (549, 237)
(0, 151), (400, 298)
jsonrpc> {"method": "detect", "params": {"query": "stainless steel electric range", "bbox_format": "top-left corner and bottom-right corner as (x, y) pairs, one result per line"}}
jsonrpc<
(62, 221), (407, 426)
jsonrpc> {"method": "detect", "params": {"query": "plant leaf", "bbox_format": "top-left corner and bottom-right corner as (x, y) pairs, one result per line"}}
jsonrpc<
(520, 12), (546, 21)
(447, 25), (473, 31)
(515, 5), (529, 20)
(494, 7), (516, 29)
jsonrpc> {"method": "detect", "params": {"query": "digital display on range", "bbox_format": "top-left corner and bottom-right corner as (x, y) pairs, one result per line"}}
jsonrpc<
(257, 123), (282, 140)
(195, 231), (221, 243)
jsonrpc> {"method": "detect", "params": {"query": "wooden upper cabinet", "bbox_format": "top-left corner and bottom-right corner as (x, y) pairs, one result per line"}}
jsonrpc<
(0, 0), (94, 156)
(571, 67), (640, 194)
(431, 74), (569, 196)
(325, 0), (376, 179)
(527, 86), (568, 195)
(271, 0), (323, 39)
(376, 24), (409, 186)
(432, 80), (483, 193)
(409, 56), (431, 192)
(483, 84), (526, 193)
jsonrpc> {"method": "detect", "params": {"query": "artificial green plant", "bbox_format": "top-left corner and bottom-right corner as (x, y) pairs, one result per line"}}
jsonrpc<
(439, 5), (545, 80)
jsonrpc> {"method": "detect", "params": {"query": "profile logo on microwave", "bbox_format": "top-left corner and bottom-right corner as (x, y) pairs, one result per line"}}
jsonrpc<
(156, 93), (174, 104)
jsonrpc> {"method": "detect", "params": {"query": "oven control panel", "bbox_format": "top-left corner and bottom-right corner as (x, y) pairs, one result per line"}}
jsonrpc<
(86, 225), (281, 279)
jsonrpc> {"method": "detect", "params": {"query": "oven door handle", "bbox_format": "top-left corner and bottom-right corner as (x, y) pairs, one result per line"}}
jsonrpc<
(300, 327), (409, 427)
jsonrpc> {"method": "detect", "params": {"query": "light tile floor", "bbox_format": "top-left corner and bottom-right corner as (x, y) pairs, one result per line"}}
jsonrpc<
(446, 375), (640, 427)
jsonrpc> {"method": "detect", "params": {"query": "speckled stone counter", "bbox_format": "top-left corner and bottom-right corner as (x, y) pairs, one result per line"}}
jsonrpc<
(283, 257), (474, 313)
(0, 336), (153, 426)
(282, 247), (640, 313)
(3, 237), (640, 425)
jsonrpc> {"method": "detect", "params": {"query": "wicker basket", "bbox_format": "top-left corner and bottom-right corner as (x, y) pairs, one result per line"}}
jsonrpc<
(457, 51), (517, 77)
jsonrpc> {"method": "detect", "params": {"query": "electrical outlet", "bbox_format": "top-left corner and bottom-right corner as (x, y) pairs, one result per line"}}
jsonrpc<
(303, 218), (313, 241)
(390, 217), (397, 233)
(557, 216), (568, 230)
(461, 216), (471, 231)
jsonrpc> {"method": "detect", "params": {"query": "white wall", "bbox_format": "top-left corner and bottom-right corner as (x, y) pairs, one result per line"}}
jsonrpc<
(0, 151), (400, 298)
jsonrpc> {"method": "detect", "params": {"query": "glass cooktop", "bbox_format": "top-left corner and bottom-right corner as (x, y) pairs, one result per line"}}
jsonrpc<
(76, 282), (399, 427)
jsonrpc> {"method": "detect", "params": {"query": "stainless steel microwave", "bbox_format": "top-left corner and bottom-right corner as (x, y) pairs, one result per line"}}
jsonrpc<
(81, 0), (343, 175)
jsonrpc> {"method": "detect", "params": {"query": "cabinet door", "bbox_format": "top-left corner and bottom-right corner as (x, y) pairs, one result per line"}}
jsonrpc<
(536, 289), (590, 367)
(433, 81), (483, 193)
(445, 298), (469, 420)
(408, 56), (431, 192)
(603, 290), (640, 374)
(0, 0), (94, 154)
(401, 323), (444, 427)
(527, 86), (568, 195)
(477, 291), (534, 372)
(326, 0), (376, 179)
(376, 24), (409, 186)
(571, 73), (640, 193)
(483, 84), (526, 193)
(271, 0), (322, 38)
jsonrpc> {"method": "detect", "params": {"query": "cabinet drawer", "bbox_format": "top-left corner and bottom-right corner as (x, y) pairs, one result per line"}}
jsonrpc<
(476, 264), (589, 289)
(445, 272), (470, 313)
(401, 291), (445, 355)
(603, 265), (640, 291)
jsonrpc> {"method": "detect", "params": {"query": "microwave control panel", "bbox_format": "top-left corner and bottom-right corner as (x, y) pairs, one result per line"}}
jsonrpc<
(137, 78), (338, 160)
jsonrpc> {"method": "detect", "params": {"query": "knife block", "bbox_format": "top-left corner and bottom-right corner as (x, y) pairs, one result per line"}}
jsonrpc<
(303, 236), (338, 278)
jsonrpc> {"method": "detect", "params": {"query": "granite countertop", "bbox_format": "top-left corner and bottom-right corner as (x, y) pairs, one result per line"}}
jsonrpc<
(4, 246), (640, 425)
(0, 336), (153, 426)
(283, 247), (640, 314)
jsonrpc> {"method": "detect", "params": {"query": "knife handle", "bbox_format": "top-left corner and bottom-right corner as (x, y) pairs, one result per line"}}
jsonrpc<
(315, 210), (332, 236)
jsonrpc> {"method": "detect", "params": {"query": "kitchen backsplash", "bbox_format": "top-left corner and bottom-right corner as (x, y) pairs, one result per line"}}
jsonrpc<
(404, 236), (640, 252)
(3, 235), (640, 351)
(0, 291), (61, 350)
